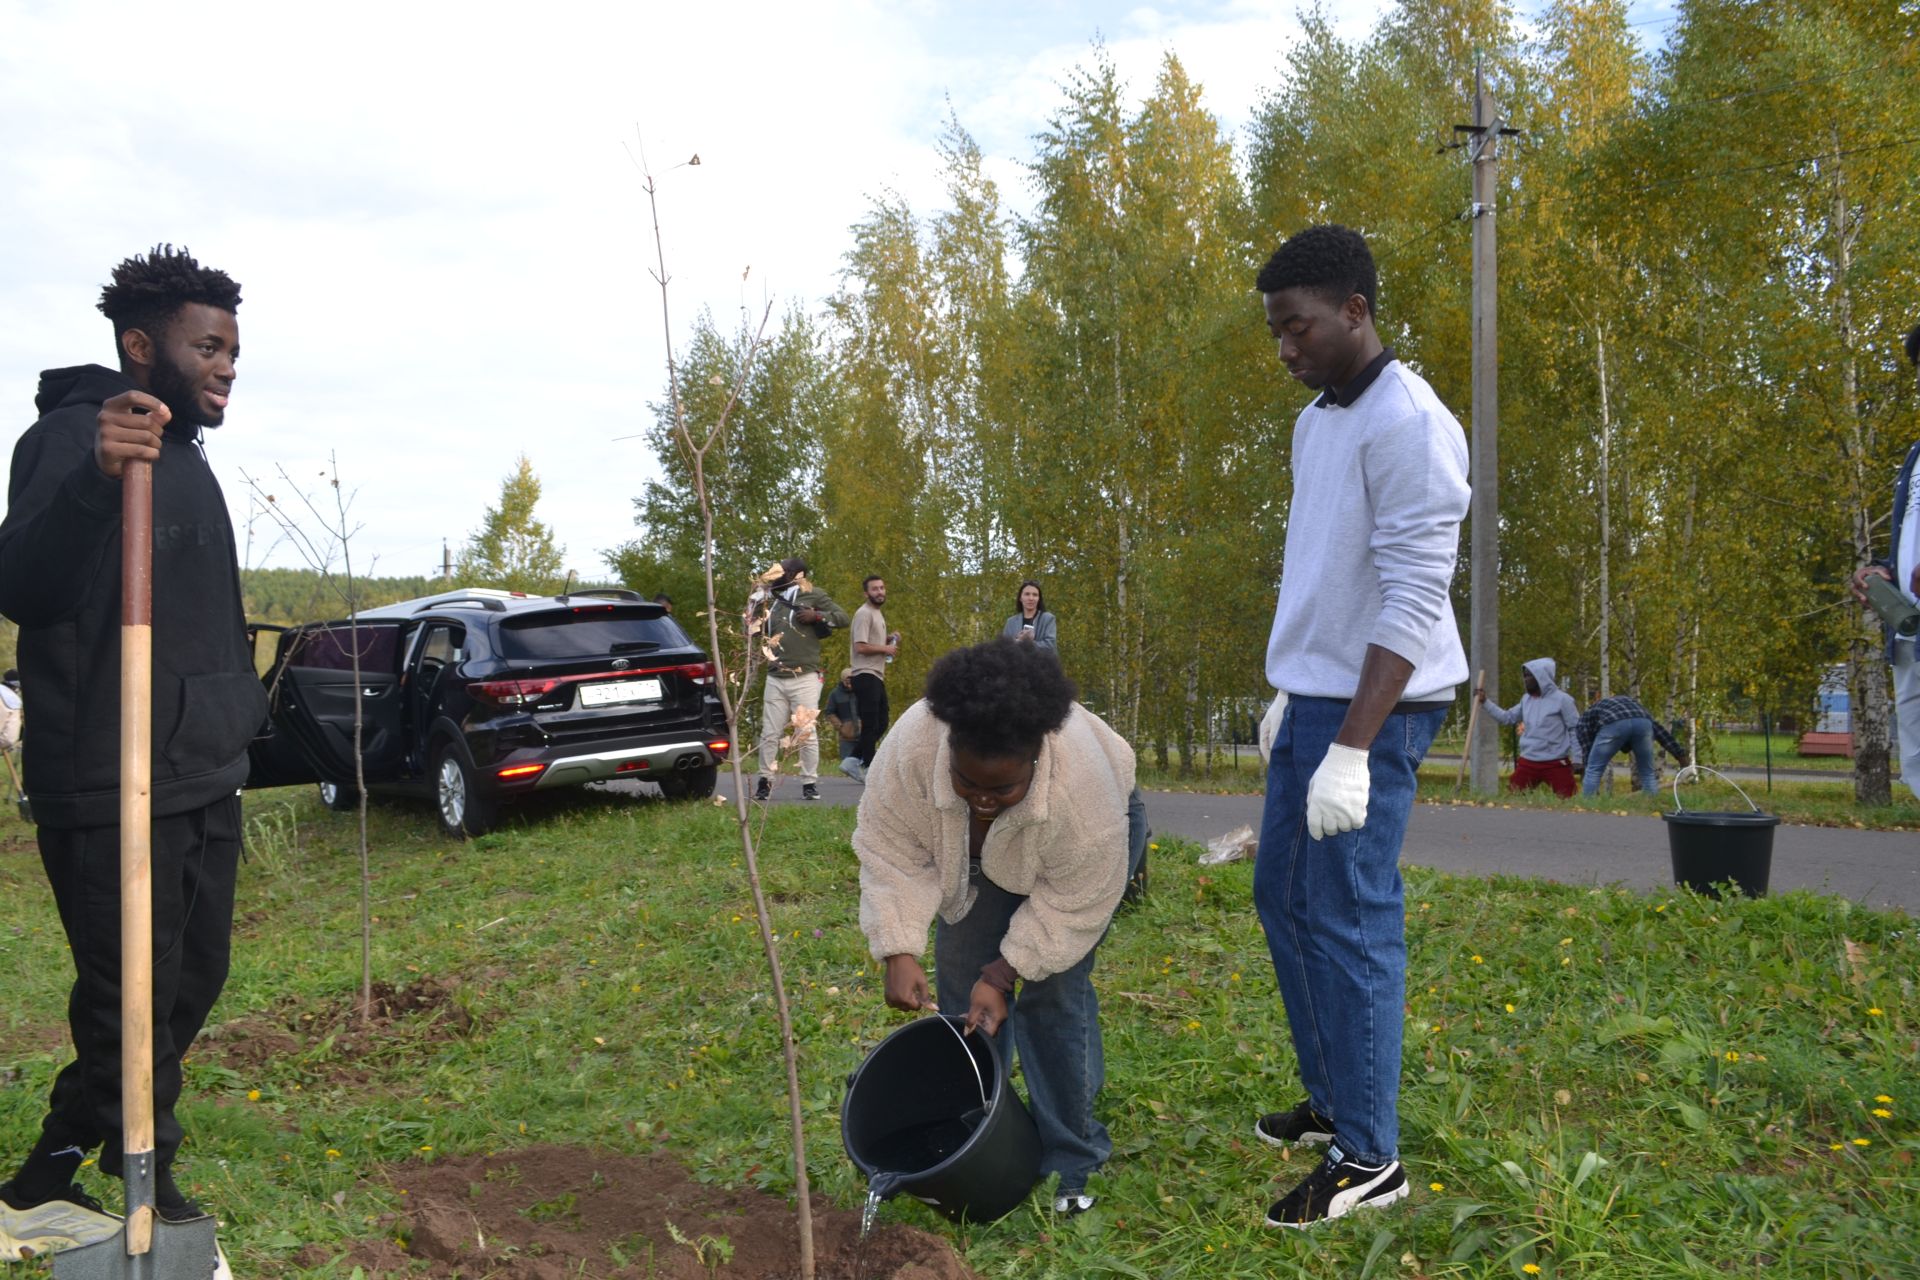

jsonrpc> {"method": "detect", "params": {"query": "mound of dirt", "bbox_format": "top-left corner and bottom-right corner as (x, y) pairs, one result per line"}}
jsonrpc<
(305, 1144), (979, 1280)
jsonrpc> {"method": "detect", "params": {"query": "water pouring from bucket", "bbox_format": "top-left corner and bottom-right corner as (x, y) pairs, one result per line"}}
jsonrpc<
(1662, 765), (1781, 899)
(841, 1014), (1042, 1227)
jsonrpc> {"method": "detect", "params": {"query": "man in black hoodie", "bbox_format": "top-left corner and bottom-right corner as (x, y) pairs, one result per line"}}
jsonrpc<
(0, 246), (265, 1260)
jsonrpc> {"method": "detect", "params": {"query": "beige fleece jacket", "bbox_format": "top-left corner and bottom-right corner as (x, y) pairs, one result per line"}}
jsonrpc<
(854, 698), (1136, 981)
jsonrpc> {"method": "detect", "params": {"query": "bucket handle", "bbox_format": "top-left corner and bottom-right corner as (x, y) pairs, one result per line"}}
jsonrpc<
(931, 1013), (990, 1110)
(1671, 764), (1761, 815)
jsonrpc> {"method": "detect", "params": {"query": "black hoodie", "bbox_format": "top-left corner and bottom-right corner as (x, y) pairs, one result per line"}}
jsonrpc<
(0, 364), (266, 827)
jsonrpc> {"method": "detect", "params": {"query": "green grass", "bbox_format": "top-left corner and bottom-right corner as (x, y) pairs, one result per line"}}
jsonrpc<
(2, 788), (1915, 1277)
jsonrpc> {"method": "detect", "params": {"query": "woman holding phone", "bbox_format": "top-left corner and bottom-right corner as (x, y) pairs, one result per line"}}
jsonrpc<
(1000, 580), (1057, 652)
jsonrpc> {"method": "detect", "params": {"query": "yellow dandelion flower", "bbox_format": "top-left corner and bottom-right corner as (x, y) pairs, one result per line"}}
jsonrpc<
(1724, 1051), (1740, 1063)
(1471, 955), (1483, 964)
(327, 1149), (342, 1159)
(1852, 1138), (1871, 1146)
(1867, 1007), (1884, 1016)
(1523, 1266), (1541, 1275)
(1561, 956), (1572, 966)
(1874, 1094), (1893, 1103)
(1149, 842), (1160, 851)
(1504, 1003), (1516, 1014)
(1230, 973), (1241, 983)
(1429, 1181), (1445, 1192)
(1186, 1020), (1201, 1031)
(1655, 903), (1667, 912)
(1558, 937), (1572, 947)
(419, 1145), (433, 1153)
(247, 1090), (261, 1101)
(1829, 1143), (1844, 1150)
(1204, 1245), (1214, 1253)
(1873, 1108), (1892, 1118)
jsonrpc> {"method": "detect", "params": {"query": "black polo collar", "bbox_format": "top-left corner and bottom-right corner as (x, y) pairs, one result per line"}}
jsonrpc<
(1315, 346), (1397, 409)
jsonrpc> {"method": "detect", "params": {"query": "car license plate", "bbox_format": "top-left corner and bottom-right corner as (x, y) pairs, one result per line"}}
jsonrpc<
(579, 678), (662, 707)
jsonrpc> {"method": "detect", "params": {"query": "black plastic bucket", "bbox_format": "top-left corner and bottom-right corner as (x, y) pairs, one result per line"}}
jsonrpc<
(841, 1014), (1041, 1224)
(1662, 811), (1779, 898)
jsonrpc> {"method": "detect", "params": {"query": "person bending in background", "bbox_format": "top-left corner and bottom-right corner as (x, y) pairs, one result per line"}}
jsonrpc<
(1476, 658), (1582, 797)
(1574, 693), (1689, 795)
(855, 639), (1142, 1215)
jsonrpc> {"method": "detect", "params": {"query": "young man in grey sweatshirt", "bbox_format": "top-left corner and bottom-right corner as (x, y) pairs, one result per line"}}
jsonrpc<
(1248, 225), (1470, 1228)
(1477, 657), (1582, 796)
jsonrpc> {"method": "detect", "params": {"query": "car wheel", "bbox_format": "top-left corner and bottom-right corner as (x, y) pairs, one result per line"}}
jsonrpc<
(434, 743), (497, 838)
(317, 780), (358, 812)
(667, 765), (718, 801)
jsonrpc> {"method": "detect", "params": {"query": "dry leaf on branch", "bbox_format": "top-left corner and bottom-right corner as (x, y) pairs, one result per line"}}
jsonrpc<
(789, 707), (820, 732)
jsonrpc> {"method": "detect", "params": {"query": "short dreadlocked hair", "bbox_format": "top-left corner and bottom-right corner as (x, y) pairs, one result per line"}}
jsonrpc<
(1255, 224), (1377, 316)
(924, 638), (1077, 760)
(97, 244), (242, 350)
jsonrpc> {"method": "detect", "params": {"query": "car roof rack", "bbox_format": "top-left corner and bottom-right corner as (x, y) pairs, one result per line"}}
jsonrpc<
(410, 594), (508, 613)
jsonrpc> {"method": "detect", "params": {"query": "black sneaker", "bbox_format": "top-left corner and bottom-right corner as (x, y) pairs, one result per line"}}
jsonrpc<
(1264, 1148), (1408, 1228)
(754, 777), (772, 801)
(801, 783), (820, 801)
(1254, 1100), (1335, 1148)
(0, 1179), (121, 1260)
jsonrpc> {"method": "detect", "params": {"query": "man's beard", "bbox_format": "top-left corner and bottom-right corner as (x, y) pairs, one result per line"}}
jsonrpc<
(148, 351), (222, 430)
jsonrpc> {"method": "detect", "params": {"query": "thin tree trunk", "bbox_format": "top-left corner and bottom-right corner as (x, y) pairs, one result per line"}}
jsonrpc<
(1830, 139), (1892, 805)
(1596, 318), (1612, 700)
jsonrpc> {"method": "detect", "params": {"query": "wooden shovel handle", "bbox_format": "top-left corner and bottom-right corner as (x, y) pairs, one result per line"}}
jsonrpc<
(120, 460), (155, 1177)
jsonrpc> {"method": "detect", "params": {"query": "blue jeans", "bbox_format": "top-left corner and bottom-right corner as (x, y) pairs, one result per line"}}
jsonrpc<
(935, 869), (1111, 1193)
(1582, 717), (1657, 794)
(1254, 695), (1445, 1167)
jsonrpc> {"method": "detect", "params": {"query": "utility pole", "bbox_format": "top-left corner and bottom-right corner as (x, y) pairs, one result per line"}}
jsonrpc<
(1455, 59), (1518, 795)
(441, 539), (453, 580)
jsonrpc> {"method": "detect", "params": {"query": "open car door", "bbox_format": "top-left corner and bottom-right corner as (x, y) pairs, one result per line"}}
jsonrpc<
(248, 620), (409, 788)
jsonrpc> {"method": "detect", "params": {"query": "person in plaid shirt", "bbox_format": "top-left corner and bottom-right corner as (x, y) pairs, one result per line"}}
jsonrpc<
(1575, 695), (1688, 795)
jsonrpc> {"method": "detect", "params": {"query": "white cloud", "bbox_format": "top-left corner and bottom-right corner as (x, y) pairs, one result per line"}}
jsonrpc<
(0, 0), (1386, 592)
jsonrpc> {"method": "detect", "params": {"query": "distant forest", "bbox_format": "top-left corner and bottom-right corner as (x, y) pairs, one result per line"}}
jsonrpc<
(240, 568), (623, 625)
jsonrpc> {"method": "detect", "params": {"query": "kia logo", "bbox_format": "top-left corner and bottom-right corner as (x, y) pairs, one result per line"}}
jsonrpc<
(611, 658), (630, 670)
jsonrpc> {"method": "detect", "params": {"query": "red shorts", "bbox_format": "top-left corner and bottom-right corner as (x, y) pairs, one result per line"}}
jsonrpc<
(1509, 756), (1576, 798)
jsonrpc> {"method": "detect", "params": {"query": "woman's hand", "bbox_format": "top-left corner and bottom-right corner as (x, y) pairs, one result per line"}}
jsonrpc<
(966, 980), (1009, 1036)
(884, 954), (935, 1013)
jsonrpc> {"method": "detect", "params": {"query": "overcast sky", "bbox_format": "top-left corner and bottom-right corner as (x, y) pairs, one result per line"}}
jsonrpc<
(0, 0), (1674, 588)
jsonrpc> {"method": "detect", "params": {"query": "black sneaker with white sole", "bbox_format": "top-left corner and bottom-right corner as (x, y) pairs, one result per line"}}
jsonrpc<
(801, 783), (820, 801)
(1254, 1100), (1336, 1148)
(1264, 1147), (1408, 1228)
(754, 777), (772, 801)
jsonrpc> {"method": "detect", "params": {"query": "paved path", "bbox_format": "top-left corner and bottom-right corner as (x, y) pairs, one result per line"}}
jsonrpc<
(718, 774), (1919, 914)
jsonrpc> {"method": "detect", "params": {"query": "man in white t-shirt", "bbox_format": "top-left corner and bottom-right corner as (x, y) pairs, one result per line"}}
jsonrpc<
(842, 575), (898, 782)
(1850, 322), (1920, 800)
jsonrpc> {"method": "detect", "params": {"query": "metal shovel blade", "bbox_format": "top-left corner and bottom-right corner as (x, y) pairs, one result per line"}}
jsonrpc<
(53, 1211), (217, 1280)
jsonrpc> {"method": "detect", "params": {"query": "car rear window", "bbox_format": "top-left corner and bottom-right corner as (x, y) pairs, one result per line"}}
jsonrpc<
(498, 608), (692, 660)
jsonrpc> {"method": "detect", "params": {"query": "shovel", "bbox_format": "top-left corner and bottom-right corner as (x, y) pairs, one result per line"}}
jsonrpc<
(56, 458), (219, 1280)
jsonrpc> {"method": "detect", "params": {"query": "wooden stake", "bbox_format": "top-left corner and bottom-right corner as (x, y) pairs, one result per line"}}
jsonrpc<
(1457, 669), (1486, 790)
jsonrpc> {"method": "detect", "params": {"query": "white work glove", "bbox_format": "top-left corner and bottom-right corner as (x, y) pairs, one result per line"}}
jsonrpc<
(1258, 691), (1289, 764)
(1306, 744), (1371, 840)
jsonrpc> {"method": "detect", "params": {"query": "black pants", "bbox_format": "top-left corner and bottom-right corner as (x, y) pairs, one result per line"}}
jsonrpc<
(851, 673), (890, 766)
(35, 794), (243, 1178)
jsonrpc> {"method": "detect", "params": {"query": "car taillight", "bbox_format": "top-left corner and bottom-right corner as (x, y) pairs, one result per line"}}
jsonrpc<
(678, 662), (716, 686)
(708, 739), (731, 754)
(468, 678), (563, 706)
(497, 763), (546, 779)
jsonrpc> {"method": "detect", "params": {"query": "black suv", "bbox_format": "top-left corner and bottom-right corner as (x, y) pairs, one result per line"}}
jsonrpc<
(247, 588), (731, 836)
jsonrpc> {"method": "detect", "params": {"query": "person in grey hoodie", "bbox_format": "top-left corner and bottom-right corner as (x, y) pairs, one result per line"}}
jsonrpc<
(1475, 658), (1582, 797)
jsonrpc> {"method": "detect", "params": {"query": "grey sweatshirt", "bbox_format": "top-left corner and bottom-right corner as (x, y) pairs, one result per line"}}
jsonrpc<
(1263, 359), (1470, 702)
(1484, 657), (1582, 762)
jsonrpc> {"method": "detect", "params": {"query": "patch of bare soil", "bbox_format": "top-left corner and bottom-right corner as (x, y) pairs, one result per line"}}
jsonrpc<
(194, 977), (473, 1084)
(301, 1144), (979, 1280)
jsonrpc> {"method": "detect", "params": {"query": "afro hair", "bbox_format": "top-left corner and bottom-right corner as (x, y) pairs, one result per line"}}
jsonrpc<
(1255, 224), (1377, 316)
(923, 638), (1077, 759)
(97, 244), (242, 348)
